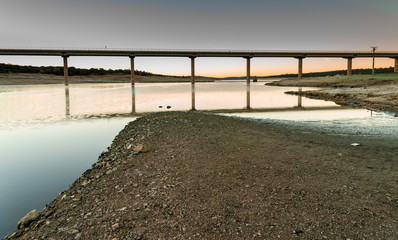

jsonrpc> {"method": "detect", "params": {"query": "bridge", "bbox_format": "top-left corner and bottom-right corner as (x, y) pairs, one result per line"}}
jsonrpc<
(1, 48), (398, 111)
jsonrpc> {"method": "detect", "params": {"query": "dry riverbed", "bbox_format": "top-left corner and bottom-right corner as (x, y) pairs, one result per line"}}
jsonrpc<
(5, 112), (398, 239)
(268, 74), (398, 114)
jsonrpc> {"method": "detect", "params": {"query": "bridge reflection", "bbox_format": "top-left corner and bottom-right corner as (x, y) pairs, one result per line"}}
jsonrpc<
(62, 84), (351, 119)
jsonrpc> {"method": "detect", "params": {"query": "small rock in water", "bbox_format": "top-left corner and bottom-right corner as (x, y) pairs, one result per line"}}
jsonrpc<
(159, 106), (163, 108)
(17, 209), (39, 229)
(166, 106), (171, 109)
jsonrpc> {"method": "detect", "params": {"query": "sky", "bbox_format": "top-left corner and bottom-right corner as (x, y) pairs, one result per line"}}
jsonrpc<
(1, 0), (398, 77)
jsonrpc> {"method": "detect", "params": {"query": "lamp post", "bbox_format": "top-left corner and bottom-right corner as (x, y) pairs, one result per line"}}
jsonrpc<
(371, 46), (377, 75)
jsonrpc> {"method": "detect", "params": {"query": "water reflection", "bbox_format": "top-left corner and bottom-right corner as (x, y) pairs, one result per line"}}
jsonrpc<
(131, 84), (136, 114)
(296, 87), (302, 108)
(65, 86), (70, 118)
(1, 81), (338, 126)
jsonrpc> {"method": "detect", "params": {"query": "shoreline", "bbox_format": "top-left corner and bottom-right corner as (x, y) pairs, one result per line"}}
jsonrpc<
(0, 73), (215, 85)
(267, 74), (398, 115)
(5, 112), (398, 239)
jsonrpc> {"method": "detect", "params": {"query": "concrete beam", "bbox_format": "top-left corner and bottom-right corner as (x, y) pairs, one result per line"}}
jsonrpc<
(245, 57), (251, 109)
(190, 57), (196, 111)
(63, 56), (69, 86)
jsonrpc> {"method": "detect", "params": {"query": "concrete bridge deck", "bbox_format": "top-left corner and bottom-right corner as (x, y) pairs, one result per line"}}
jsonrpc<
(1, 48), (398, 58)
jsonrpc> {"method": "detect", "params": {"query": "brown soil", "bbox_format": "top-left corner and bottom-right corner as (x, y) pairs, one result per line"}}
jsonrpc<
(268, 76), (398, 114)
(5, 112), (398, 239)
(0, 73), (214, 85)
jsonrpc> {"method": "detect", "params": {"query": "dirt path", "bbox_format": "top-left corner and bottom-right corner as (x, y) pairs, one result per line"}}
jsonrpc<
(5, 112), (398, 239)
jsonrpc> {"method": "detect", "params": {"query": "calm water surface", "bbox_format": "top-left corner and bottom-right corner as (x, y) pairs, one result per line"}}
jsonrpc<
(1, 80), (397, 237)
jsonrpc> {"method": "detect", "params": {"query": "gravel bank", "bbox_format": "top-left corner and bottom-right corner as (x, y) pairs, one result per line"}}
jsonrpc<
(5, 112), (398, 239)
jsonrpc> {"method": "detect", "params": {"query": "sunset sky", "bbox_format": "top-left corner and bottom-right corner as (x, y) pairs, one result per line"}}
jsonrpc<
(1, 0), (398, 77)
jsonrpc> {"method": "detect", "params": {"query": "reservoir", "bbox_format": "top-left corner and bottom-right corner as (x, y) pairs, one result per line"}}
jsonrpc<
(1, 80), (397, 237)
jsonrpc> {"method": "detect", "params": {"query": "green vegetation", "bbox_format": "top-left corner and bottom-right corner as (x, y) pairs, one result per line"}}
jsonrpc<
(0, 63), (161, 76)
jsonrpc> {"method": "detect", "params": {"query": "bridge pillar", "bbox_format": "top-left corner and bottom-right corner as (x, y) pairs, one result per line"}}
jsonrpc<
(296, 57), (304, 79)
(62, 55), (69, 86)
(190, 57), (196, 111)
(395, 58), (398, 73)
(346, 58), (353, 76)
(130, 56), (136, 113)
(245, 57), (252, 109)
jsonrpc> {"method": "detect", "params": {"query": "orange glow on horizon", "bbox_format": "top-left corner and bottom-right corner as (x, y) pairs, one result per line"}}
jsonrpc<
(163, 58), (394, 78)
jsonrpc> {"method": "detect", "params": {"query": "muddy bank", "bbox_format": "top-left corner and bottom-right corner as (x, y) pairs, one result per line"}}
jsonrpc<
(268, 74), (398, 114)
(5, 112), (398, 239)
(0, 73), (214, 85)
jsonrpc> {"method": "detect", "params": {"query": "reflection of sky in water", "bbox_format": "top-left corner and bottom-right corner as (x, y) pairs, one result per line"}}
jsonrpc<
(0, 81), (336, 126)
(0, 117), (136, 237)
(1, 81), (396, 237)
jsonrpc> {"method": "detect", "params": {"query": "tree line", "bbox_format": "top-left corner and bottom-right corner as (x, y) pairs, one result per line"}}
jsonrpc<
(0, 63), (161, 76)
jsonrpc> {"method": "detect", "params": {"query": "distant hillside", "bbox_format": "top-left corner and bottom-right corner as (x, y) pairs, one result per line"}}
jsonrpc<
(1, 63), (395, 80)
(218, 67), (396, 80)
(0, 63), (162, 77)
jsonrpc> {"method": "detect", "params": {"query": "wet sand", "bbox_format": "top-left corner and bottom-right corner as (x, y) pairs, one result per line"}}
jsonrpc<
(5, 112), (398, 239)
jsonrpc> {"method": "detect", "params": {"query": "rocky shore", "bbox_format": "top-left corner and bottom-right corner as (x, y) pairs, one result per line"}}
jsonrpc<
(5, 112), (398, 239)
(267, 74), (398, 114)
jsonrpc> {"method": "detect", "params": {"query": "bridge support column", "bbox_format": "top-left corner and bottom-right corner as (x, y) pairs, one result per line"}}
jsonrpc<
(346, 58), (353, 76)
(130, 56), (136, 113)
(190, 57), (196, 111)
(245, 57), (252, 109)
(395, 58), (398, 73)
(296, 57), (304, 79)
(63, 55), (69, 86)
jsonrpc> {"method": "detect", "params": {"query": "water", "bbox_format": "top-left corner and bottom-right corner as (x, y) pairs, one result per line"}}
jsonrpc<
(0, 80), (397, 237)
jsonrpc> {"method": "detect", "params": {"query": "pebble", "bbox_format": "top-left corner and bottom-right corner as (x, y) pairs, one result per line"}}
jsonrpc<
(134, 169), (143, 176)
(118, 207), (127, 211)
(68, 229), (79, 235)
(112, 223), (120, 231)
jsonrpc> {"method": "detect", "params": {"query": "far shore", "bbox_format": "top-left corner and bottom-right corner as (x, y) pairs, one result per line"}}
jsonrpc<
(267, 73), (398, 114)
(0, 73), (215, 85)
